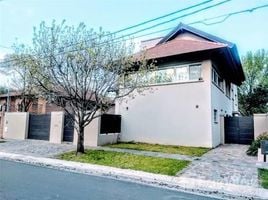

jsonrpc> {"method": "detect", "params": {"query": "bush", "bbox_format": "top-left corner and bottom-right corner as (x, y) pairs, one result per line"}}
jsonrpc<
(247, 132), (268, 156)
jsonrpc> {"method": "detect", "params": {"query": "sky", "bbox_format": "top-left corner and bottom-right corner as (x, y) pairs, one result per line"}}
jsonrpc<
(0, 0), (268, 85)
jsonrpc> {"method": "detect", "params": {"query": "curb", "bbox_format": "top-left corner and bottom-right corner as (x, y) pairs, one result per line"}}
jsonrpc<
(0, 152), (267, 200)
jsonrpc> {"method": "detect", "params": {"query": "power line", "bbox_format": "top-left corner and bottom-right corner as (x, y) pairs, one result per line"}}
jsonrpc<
(3, 1), (267, 65)
(190, 4), (268, 25)
(0, 0), (229, 63)
(110, 0), (214, 35)
(63, 0), (219, 49)
(51, 0), (232, 51)
(0, 0), (217, 53)
(111, 0), (231, 40)
(128, 4), (268, 42)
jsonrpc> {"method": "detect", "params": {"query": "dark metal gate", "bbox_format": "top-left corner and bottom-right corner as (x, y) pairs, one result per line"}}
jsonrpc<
(224, 116), (254, 145)
(100, 114), (121, 134)
(63, 114), (74, 142)
(28, 113), (51, 140)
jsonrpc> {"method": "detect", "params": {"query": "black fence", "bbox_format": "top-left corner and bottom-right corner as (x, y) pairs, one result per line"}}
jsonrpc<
(224, 116), (254, 145)
(100, 114), (121, 134)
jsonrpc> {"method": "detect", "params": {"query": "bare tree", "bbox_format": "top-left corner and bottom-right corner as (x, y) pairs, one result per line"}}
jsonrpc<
(11, 21), (154, 153)
(0, 54), (36, 112)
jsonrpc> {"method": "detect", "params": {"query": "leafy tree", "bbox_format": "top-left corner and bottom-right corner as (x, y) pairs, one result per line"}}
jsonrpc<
(239, 49), (268, 115)
(11, 20), (153, 153)
(239, 86), (268, 115)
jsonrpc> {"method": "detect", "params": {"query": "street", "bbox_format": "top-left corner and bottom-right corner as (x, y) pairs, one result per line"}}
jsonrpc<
(0, 159), (219, 200)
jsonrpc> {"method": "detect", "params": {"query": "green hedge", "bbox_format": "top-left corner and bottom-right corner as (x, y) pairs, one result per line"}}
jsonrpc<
(247, 132), (268, 156)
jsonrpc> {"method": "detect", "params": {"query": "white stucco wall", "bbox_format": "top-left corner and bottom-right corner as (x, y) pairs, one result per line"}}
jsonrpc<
(49, 112), (64, 144)
(98, 133), (119, 146)
(73, 114), (119, 147)
(116, 60), (213, 147)
(3, 112), (29, 140)
(73, 117), (100, 147)
(254, 113), (268, 139)
(211, 83), (234, 147)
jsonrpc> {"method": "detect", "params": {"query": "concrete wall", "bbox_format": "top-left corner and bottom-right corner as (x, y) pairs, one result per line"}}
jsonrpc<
(49, 112), (64, 144)
(73, 115), (119, 147)
(116, 60), (213, 147)
(3, 112), (29, 140)
(211, 83), (235, 147)
(254, 113), (268, 139)
(98, 133), (119, 146)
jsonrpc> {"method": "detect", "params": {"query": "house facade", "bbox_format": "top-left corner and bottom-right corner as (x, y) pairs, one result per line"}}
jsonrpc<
(116, 24), (244, 148)
(0, 92), (63, 114)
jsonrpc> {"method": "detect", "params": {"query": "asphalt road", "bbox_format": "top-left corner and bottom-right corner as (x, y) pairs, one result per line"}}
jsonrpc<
(0, 159), (220, 200)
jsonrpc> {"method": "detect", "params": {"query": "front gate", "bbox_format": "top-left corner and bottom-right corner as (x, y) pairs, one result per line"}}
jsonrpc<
(28, 113), (51, 140)
(63, 114), (74, 142)
(224, 116), (254, 145)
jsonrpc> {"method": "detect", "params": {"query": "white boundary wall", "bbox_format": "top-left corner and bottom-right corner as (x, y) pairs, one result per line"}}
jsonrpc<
(254, 113), (268, 139)
(3, 112), (29, 140)
(49, 112), (64, 144)
(73, 115), (119, 147)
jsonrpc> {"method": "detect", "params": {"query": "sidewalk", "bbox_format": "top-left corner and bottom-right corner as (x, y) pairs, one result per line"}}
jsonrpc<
(180, 144), (259, 187)
(0, 151), (267, 200)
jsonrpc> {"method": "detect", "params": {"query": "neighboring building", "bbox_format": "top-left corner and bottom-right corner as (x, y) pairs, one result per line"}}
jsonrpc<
(116, 23), (244, 148)
(0, 92), (62, 114)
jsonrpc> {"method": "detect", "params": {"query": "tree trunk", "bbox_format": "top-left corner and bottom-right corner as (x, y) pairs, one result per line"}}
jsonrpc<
(76, 125), (85, 154)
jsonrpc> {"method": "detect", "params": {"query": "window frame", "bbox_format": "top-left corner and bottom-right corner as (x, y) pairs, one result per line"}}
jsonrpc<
(212, 68), (224, 92)
(124, 62), (203, 87)
(225, 81), (231, 98)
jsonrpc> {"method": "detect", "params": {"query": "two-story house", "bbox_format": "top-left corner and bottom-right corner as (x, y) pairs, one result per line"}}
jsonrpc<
(115, 23), (245, 148)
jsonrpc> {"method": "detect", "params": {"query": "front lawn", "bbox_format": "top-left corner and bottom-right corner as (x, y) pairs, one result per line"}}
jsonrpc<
(259, 169), (268, 189)
(59, 150), (190, 176)
(106, 142), (210, 157)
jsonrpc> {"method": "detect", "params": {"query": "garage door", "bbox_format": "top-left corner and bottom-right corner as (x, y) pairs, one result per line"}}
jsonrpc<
(28, 113), (51, 140)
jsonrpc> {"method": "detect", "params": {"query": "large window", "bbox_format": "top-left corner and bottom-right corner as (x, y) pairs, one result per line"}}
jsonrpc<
(126, 63), (202, 86)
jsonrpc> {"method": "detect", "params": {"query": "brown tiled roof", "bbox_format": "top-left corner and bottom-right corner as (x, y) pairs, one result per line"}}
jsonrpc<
(138, 38), (227, 60)
(0, 91), (22, 98)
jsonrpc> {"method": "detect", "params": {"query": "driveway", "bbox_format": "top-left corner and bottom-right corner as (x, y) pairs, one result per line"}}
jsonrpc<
(0, 139), (75, 158)
(179, 144), (259, 187)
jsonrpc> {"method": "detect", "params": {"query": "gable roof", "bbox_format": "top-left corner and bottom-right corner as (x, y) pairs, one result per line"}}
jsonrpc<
(144, 38), (227, 60)
(139, 23), (245, 85)
(157, 23), (234, 47)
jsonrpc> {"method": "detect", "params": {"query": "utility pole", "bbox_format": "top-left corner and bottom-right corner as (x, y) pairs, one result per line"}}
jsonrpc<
(6, 78), (10, 112)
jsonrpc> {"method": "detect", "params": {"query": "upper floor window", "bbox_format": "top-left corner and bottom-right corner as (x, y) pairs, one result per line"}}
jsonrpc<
(226, 81), (231, 98)
(125, 63), (202, 86)
(189, 64), (202, 80)
(212, 68), (224, 91)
